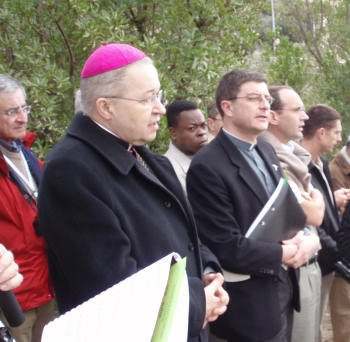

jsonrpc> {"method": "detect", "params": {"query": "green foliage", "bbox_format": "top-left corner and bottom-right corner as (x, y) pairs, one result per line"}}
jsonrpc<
(275, 0), (350, 141)
(0, 0), (267, 155)
(263, 35), (310, 89)
(1, 0), (350, 156)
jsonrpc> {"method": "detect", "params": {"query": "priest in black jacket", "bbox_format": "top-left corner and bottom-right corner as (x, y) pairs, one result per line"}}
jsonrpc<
(187, 69), (316, 342)
(38, 43), (228, 342)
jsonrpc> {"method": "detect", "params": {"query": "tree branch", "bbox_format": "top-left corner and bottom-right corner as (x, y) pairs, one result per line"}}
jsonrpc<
(54, 19), (75, 77)
(290, 1), (324, 66)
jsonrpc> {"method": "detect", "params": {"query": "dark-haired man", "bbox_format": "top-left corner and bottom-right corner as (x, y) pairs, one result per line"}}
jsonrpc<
(165, 100), (208, 193)
(187, 69), (310, 342)
(301, 104), (348, 341)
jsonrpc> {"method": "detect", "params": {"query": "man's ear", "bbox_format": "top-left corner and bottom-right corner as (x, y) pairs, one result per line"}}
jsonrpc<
(269, 110), (280, 125)
(169, 126), (177, 140)
(220, 100), (232, 117)
(95, 98), (113, 120)
(316, 127), (326, 139)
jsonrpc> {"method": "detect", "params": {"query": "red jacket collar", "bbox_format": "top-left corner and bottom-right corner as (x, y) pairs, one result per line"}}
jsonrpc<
(23, 132), (37, 148)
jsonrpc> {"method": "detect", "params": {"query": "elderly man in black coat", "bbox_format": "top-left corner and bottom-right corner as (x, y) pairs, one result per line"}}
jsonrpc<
(38, 43), (228, 341)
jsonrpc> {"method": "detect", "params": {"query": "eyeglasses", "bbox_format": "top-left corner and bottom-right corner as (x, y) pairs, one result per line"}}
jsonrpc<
(276, 106), (306, 113)
(104, 90), (164, 106)
(1, 105), (31, 118)
(228, 93), (274, 105)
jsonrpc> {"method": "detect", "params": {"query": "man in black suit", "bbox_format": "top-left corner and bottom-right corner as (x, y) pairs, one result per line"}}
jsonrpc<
(187, 69), (317, 342)
(301, 104), (347, 341)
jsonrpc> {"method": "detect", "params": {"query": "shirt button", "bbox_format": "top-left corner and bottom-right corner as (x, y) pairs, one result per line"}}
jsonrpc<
(164, 201), (172, 208)
(188, 243), (194, 251)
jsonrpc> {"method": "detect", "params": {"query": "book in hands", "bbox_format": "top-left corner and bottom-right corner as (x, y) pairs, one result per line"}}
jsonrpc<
(152, 256), (187, 342)
(245, 178), (306, 242)
(42, 253), (188, 342)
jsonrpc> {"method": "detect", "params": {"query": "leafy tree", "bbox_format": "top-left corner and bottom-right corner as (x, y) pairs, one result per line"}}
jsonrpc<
(2, 0), (349, 156)
(261, 34), (312, 88)
(275, 0), (350, 137)
(0, 0), (268, 155)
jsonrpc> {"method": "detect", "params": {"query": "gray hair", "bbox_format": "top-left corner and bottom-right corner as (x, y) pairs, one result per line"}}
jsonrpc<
(0, 74), (26, 98)
(80, 57), (153, 114)
(74, 89), (83, 113)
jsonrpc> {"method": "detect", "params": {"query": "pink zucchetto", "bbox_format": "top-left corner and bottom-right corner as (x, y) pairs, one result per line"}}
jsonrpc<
(81, 43), (146, 78)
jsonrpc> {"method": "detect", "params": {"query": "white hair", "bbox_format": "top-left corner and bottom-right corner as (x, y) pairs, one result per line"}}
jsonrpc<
(74, 89), (83, 113)
(0, 74), (26, 98)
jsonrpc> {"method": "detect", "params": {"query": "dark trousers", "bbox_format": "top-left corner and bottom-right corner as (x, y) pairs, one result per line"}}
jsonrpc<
(214, 268), (294, 342)
(264, 267), (293, 342)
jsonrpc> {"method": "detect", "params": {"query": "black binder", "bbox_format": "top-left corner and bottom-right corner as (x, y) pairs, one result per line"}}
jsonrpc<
(245, 178), (306, 242)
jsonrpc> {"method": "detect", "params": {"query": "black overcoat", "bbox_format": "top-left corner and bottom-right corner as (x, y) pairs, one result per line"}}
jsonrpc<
(38, 113), (217, 341)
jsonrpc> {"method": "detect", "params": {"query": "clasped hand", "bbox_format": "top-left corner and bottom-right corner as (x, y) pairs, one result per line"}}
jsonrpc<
(203, 272), (229, 328)
(281, 231), (321, 269)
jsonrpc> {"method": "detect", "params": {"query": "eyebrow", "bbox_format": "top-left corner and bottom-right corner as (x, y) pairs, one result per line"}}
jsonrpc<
(5, 104), (27, 112)
(144, 87), (161, 95)
(188, 122), (207, 126)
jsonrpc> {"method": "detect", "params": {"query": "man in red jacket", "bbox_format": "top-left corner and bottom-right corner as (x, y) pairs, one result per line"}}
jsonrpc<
(0, 74), (55, 342)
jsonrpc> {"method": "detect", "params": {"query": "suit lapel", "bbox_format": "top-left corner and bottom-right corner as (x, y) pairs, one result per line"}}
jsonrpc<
(218, 130), (281, 204)
(217, 131), (270, 205)
(140, 147), (200, 243)
(141, 147), (187, 201)
(310, 162), (340, 231)
(255, 142), (281, 184)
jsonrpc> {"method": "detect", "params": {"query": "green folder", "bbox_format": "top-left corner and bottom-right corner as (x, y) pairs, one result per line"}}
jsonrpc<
(151, 257), (187, 341)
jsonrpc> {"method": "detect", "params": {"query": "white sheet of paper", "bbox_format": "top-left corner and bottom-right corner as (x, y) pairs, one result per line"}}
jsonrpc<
(42, 253), (188, 342)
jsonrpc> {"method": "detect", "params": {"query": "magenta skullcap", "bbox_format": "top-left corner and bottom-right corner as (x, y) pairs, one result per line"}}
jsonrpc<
(81, 43), (146, 78)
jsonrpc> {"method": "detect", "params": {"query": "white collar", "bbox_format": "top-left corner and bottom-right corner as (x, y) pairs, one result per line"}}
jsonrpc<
(92, 120), (120, 139)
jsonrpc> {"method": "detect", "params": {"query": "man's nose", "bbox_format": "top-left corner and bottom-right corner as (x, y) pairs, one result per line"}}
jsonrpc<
(16, 110), (28, 122)
(197, 126), (207, 136)
(301, 111), (309, 121)
(153, 98), (166, 115)
(260, 98), (270, 109)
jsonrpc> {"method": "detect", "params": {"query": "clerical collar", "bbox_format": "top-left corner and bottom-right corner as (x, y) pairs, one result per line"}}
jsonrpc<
(91, 119), (131, 150)
(0, 139), (22, 153)
(223, 128), (256, 151)
(92, 120), (119, 138)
